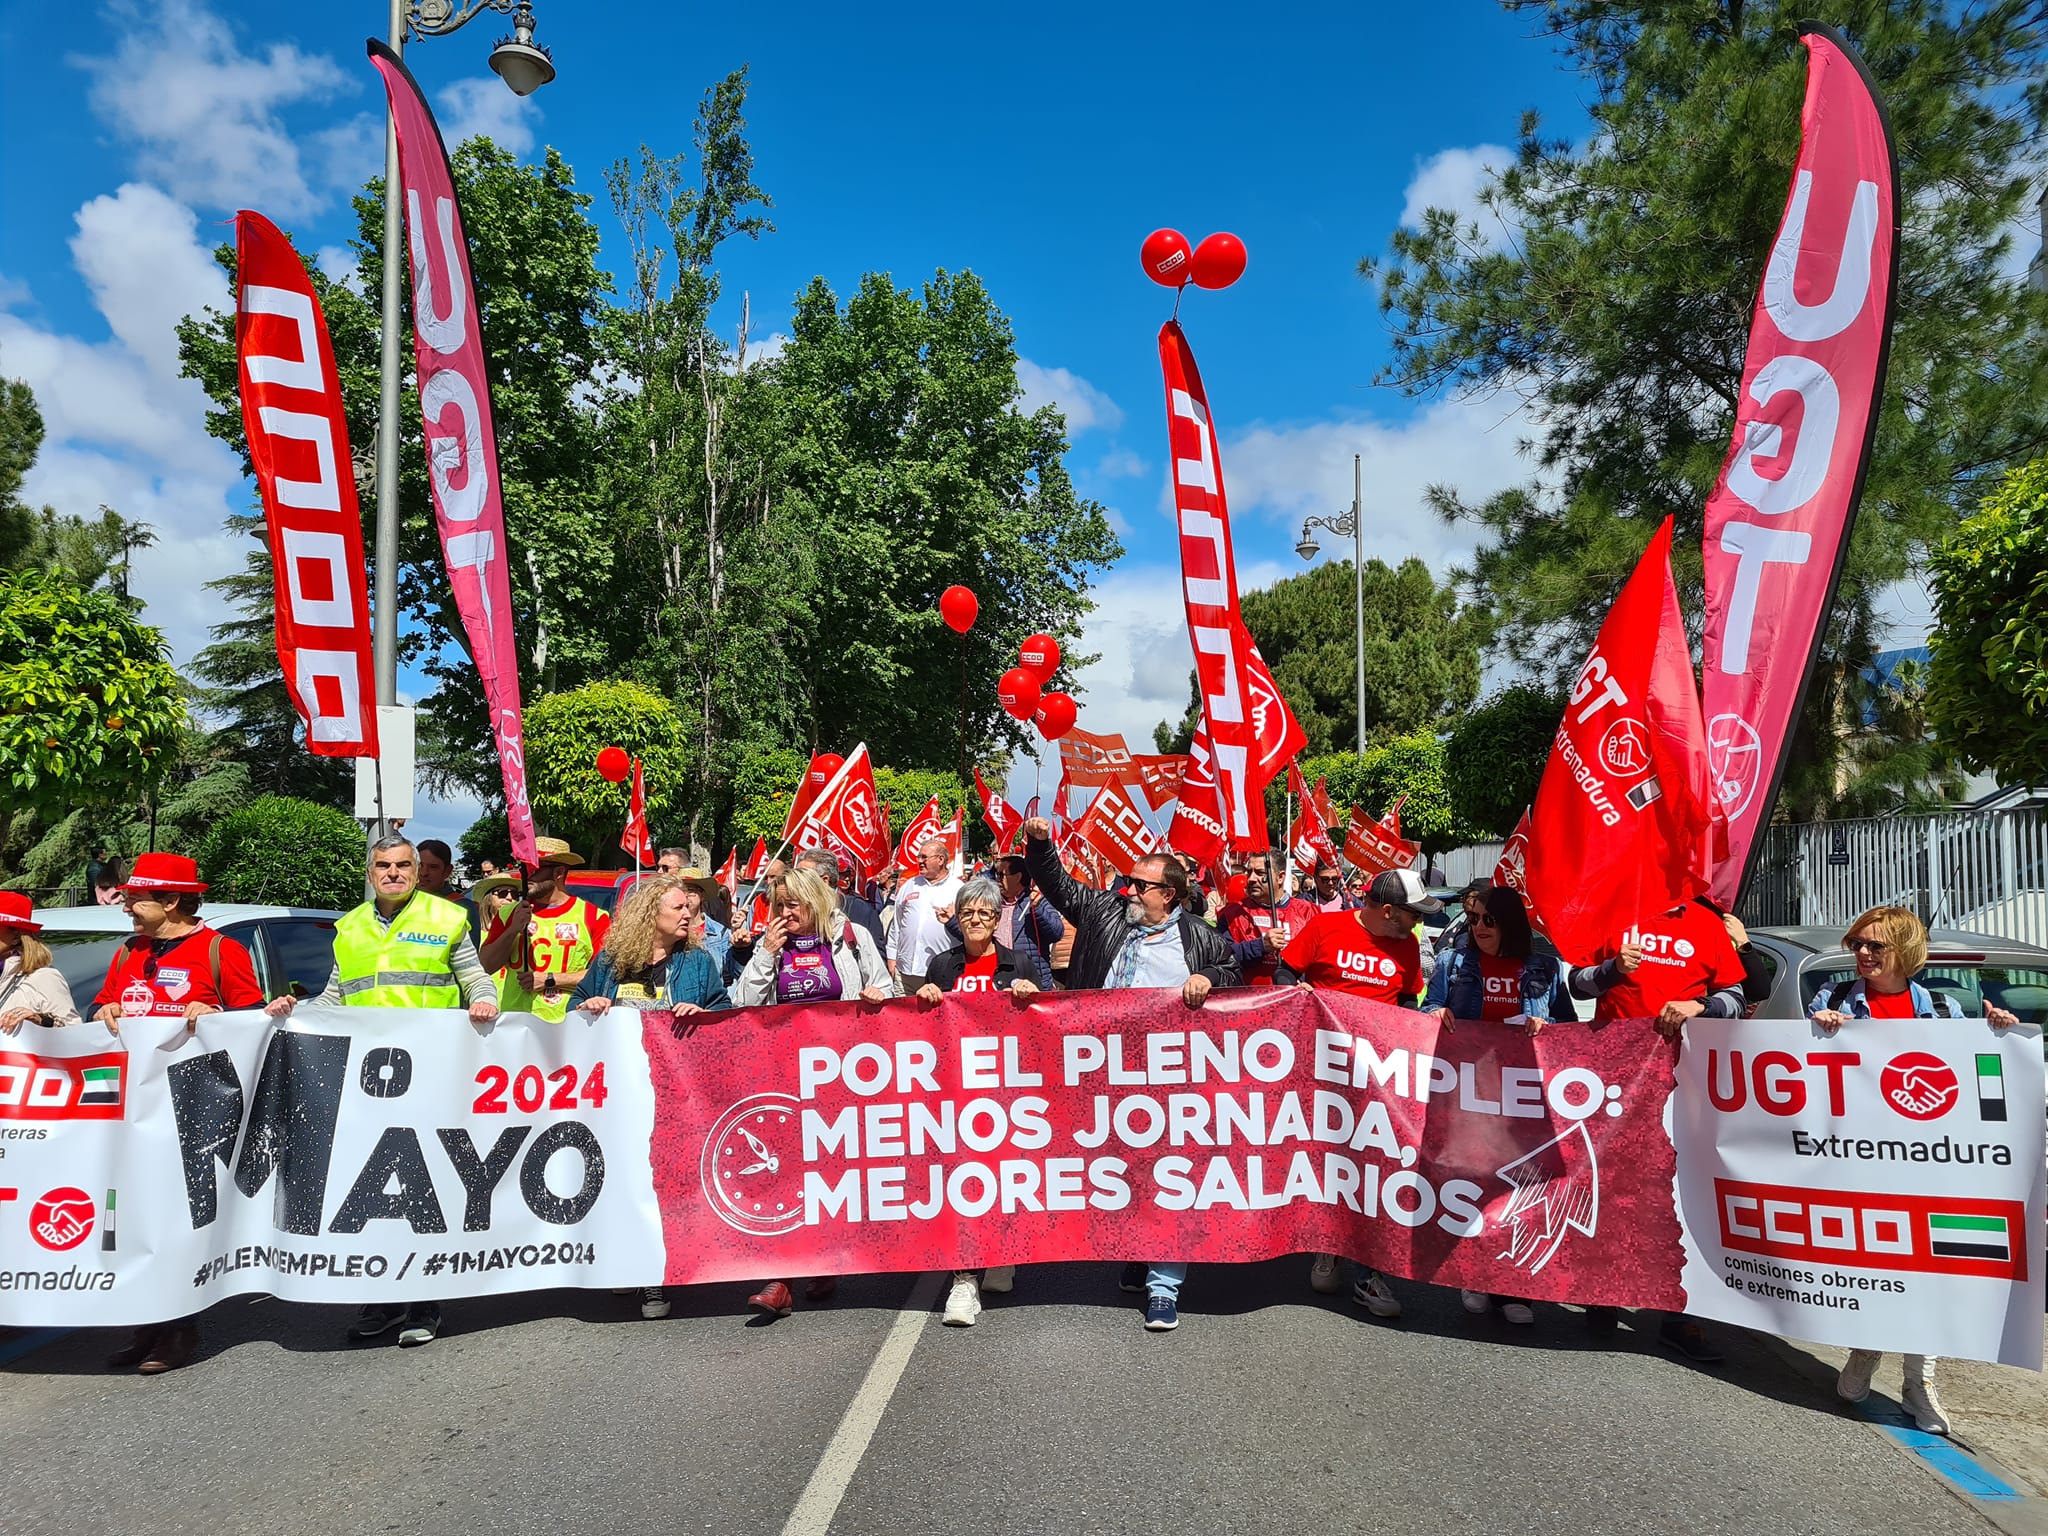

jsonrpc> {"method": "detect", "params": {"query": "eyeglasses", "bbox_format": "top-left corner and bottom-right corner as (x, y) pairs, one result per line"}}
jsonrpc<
(1472, 915), (1498, 929)
(1845, 938), (1892, 955)
(958, 908), (998, 924)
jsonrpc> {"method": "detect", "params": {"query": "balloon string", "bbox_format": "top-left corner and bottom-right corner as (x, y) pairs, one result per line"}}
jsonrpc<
(1173, 283), (1185, 322)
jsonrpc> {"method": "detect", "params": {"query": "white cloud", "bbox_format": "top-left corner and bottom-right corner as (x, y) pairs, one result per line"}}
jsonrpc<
(70, 184), (227, 380)
(1016, 359), (1124, 435)
(437, 76), (539, 157)
(309, 112), (385, 202)
(1399, 143), (1517, 249)
(73, 0), (353, 218)
(1093, 448), (1147, 480)
(315, 244), (361, 288)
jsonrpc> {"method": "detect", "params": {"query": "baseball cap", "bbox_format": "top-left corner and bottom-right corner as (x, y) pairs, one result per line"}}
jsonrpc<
(1367, 868), (1443, 915)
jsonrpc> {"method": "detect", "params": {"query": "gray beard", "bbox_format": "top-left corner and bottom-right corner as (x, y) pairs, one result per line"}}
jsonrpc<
(1123, 900), (1147, 926)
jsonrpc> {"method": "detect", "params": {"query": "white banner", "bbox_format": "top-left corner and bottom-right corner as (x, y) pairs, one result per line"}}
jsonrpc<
(1675, 1015), (2045, 1365)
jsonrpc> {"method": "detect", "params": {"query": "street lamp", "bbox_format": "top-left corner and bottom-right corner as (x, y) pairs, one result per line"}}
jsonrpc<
(1294, 453), (1368, 755)
(370, 0), (555, 825)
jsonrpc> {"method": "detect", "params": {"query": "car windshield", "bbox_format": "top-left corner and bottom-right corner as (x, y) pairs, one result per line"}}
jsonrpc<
(40, 928), (135, 1001)
(1799, 959), (2048, 1024)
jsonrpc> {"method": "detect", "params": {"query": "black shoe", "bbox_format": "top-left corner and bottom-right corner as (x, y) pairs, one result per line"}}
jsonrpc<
(397, 1303), (442, 1347)
(1119, 1262), (1146, 1294)
(346, 1304), (405, 1342)
(106, 1325), (163, 1369)
(1659, 1315), (1724, 1364)
(1583, 1305), (1620, 1332)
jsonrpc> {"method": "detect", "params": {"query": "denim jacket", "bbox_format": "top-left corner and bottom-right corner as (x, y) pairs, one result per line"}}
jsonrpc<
(1422, 935), (1560, 1022)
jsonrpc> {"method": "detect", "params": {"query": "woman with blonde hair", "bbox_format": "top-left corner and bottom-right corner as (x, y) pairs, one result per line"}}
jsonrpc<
(1812, 904), (2018, 1434)
(571, 874), (731, 1020)
(0, 893), (81, 1032)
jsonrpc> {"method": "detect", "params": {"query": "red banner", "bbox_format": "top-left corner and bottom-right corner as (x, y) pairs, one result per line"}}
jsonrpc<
(368, 42), (533, 866)
(1525, 519), (1717, 965)
(1168, 730), (1227, 868)
(641, 987), (1684, 1304)
(975, 767), (1021, 854)
(1130, 753), (1189, 805)
(1342, 803), (1419, 880)
(1160, 321), (1266, 852)
(895, 795), (943, 875)
(743, 838), (768, 882)
(715, 847), (739, 900)
(1245, 631), (1308, 789)
(1058, 727), (1136, 791)
(233, 211), (378, 760)
(1286, 762), (1338, 874)
(793, 745), (889, 879)
(1075, 777), (1161, 874)
(1700, 25), (1898, 904)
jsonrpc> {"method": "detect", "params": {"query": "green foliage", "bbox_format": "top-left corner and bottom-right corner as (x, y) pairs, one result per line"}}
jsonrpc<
(459, 813), (513, 872)
(521, 681), (692, 858)
(1446, 686), (1563, 837)
(197, 795), (367, 910)
(1295, 734), (1477, 854)
(725, 755), (975, 855)
(0, 569), (185, 817)
(1927, 458), (2048, 784)
(1365, 0), (2048, 818)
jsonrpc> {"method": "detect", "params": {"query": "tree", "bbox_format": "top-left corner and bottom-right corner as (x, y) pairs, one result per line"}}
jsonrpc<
(521, 680), (692, 861)
(198, 796), (368, 910)
(1365, 0), (2048, 819)
(0, 570), (185, 819)
(1446, 686), (1563, 836)
(1926, 458), (2048, 786)
(1293, 735), (1478, 855)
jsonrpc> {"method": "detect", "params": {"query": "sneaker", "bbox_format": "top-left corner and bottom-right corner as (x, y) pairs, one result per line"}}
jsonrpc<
(748, 1281), (794, 1319)
(1902, 1380), (1951, 1436)
(1143, 1295), (1179, 1331)
(1460, 1289), (1492, 1315)
(1309, 1253), (1343, 1294)
(1118, 1262), (1146, 1294)
(346, 1304), (405, 1342)
(1837, 1349), (1881, 1405)
(397, 1303), (442, 1347)
(640, 1286), (671, 1320)
(942, 1274), (981, 1327)
(1658, 1316), (1724, 1365)
(980, 1265), (1016, 1295)
(1350, 1269), (1402, 1319)
(1500, 1301), (1536, 1327)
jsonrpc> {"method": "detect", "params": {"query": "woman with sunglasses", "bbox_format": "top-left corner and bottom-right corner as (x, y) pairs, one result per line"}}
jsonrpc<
(1810, 905), (2016, 1436)
(915, 876), (1039, 1326)
(732, 867), (894, 1321)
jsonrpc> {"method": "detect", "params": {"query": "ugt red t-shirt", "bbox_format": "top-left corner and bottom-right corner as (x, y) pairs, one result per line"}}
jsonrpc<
(1476, 952), (1524, 1021)
(951, 951), (1002, 994)
(1592, 901), (1744, 1023)
(1278, 910), (1422, 1005)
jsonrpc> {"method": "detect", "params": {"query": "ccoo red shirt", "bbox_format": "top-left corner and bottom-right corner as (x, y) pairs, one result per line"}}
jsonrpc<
(95, 925), (264, 1017)
(1592, 902), (1744, 1023)
(1279, 911), (1422, 1005)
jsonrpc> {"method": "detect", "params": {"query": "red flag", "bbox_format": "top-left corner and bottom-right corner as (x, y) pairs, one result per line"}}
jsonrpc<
(1159, 320), (1266, 851)
(1244, 631), (1308, 789)
(1700, 25), (1898, 904)
(233, 212), (378, 760)
(1075, 778), (1162, 875)
(782, 753), (843, 842)
(1057, 727), (1135, 790)
(1312, 776), (1338, 831)
(1524, 518), (1717, 965)
(1130, 754), (1189, 805)
(793, 745), (890, 879)
(743, 837), (768, 881)
(895, 796), (945, 875)
(1166, 730), (1227, 869)
(1285, 761), (1338, 874)
(1493, 809), (1532, 898)
(941, 807), (966, 872)
(620, 757), (655, 865)
(974, 767), (1022, 853)
(1379, 795), (1408, 841)
(1342, 803), (1420, 881)
(715, 847), (739, 900)
(369, 43), (533, 866)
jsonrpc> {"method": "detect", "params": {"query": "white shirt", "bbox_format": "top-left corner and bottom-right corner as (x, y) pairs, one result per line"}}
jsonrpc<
(1110, 918), (1190, 990)
(891, 873), (962, 975)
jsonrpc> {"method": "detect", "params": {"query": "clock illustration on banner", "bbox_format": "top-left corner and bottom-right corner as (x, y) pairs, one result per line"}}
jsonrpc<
(700, 1093), (806, 1236)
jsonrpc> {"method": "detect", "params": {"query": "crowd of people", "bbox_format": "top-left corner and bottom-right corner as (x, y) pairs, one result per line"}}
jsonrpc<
(0, 820), (2017, 1437)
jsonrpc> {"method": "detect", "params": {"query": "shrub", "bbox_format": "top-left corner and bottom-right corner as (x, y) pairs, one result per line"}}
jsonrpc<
(197, 796), (366, 910)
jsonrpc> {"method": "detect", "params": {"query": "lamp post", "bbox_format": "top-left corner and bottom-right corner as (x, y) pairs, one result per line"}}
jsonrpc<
(1294, 453), (1367, 755)
(370, 0), (555, 751)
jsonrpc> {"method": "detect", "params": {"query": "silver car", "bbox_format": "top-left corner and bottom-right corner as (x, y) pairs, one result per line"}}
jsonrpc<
(34, 903), (344, 1011)
(1742, 925), (2048, 1024)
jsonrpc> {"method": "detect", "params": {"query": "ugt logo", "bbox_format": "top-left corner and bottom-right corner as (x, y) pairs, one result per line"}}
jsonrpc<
(1880, 1053), (1959, 1121)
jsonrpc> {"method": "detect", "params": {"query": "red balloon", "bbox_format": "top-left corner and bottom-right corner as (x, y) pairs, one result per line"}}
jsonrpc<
(998, 667), (1043, 721)
(1019, 633), (1061, 679)
(939, 584), (978, 634)
(809, 752), (844, 789)
(595, 746), (630, 784)
(1141, 228), (1194, 287)
(1033, 691), (1078, 741)
(1190, 232), (1248, 290)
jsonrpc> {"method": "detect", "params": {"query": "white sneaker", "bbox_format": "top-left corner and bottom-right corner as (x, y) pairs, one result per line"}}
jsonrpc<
(1460, 1289), (1492, 1315)
(640, 1286), (671, 1320)
(981, 1265), (1016, 1295)
(1500, 1301), (1535, 1326)
(1837, 1349), (1881, 1404)
(942, 1273), (981, 1327)
(1902, 1381), (1951, 1436)
(1350, 1269), (1402, 1319)
(1309, 1254), (1342, 1294)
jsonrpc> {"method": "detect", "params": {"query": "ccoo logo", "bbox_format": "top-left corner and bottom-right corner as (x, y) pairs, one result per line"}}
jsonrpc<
(1880, 1053), (1959, 1121)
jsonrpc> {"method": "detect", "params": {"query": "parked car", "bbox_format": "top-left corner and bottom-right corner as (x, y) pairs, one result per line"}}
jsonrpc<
(1743, 925), (2048, 1025)
(35, 904), (343, 1008)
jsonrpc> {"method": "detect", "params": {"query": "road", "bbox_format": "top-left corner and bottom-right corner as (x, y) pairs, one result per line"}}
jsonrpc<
(0, 1259), (2015, 1536)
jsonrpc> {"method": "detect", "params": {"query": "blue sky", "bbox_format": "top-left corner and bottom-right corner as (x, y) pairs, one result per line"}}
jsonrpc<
(2, 0), (1851, 844)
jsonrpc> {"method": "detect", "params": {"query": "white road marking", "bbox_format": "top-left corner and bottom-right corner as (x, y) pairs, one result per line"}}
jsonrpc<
(780, 1271), (943, 1536)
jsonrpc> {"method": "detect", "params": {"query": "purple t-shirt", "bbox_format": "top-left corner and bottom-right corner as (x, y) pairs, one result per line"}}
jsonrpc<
(774, 934), (847, 1003)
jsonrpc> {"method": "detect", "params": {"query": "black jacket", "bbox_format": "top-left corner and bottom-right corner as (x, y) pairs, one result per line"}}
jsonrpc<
(842, 891), (886, 953)
(1023, 834), (1241, 992)
(924, 941), (1031, 993)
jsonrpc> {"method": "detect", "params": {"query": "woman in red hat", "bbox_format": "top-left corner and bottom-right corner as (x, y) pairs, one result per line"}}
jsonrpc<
(90, 853), (264, 1032)
(0, 893), (80, 1031)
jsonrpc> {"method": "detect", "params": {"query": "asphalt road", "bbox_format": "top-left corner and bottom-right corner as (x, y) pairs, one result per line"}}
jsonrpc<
(0, 1260), (2002, 1536)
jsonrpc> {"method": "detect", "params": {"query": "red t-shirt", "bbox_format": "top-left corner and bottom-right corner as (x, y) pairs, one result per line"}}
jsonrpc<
(1476, 952), (1524, 1022)
(483, 897), (612, 969)
(952, 951), (1002, 995)
(1592, 902), (1744, 1023)
(1279, 910), (1423, 1004)
(1864, 986), (1916, 1019)
(95, 925), (264, 1017)
(1218, 897), (1316, 987)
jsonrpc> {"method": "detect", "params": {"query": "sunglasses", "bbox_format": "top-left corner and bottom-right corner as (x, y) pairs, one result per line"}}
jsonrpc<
(1472, 914), (1499, 929)
(1846, 938), (1892, 955)
(958, 908), (999, 924)
(1126, 878), (1173, 896)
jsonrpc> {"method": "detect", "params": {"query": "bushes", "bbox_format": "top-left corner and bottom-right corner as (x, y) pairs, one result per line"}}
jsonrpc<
(198, 796), (366, 910)
(1445, 686), (1563, 838)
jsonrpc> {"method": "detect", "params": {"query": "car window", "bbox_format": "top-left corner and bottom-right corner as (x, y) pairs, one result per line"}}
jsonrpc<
(263, 918), (338, 1001)
(1799, 962), (2048, 1023)
(41, 930), (132, 1004)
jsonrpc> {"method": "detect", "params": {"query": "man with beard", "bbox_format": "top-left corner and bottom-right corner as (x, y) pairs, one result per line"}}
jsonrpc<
(1214, 850), (1318, 987)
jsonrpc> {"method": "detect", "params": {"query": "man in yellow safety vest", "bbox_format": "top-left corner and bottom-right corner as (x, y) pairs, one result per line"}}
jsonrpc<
(478, 836), (610, 1022)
